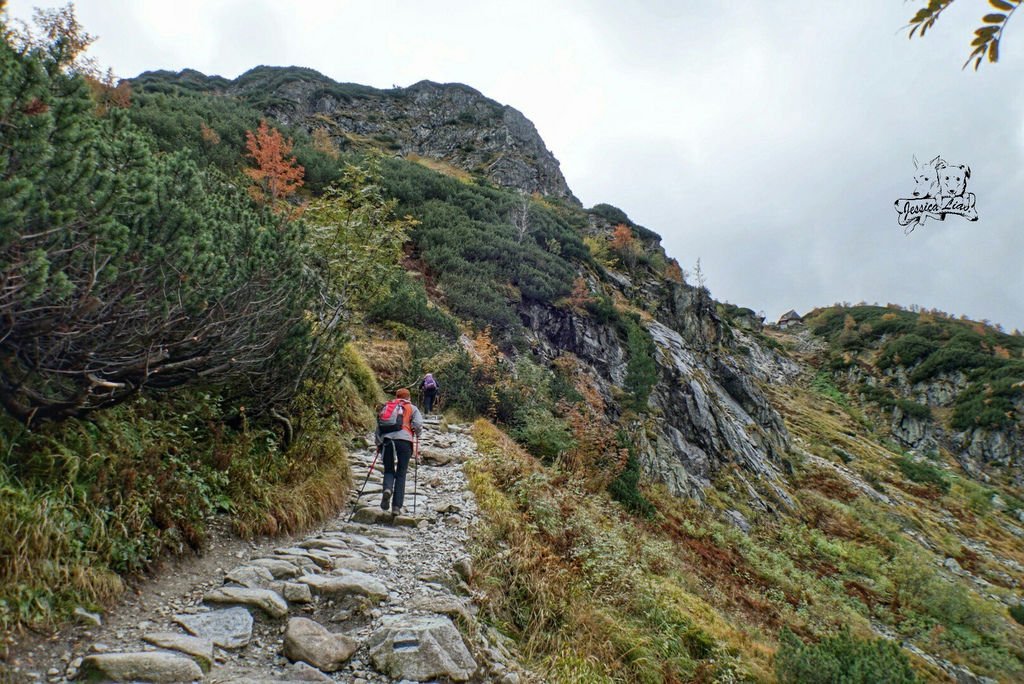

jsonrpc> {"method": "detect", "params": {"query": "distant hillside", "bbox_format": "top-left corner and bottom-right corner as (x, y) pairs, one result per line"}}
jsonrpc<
(804, 305), (1024, 481)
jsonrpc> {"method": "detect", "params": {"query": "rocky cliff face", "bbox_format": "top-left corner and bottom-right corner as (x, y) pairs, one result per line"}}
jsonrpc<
(518, 249), (794, 509)
(842, 362), (1024, 483)
(268, 66), (797, 508)
(136, 65), (798, 507)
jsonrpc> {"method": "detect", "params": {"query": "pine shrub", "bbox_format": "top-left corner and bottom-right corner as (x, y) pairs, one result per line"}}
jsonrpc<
(510, 407), (576, 461)
(622, 316), (658, 412)
(895, 456), (950, 494)
(608, 454), (655, 517)
(0, 31), (313, 422)
(775, 628), (917, 684)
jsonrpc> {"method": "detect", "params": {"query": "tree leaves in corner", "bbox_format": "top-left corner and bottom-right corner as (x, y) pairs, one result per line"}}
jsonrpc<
(906, 0), (1022, 70)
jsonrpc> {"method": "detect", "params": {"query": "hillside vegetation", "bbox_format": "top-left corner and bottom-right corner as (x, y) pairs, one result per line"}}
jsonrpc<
(465, 336), (1024, 681)
(0, 13), (384, 629)
(809, 305), (1024, 435)
(2, 8), (1024, 682)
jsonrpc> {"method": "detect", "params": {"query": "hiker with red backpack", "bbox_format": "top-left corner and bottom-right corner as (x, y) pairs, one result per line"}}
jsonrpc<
(376, 388), (423, 517)
(420, 372), (439, 414)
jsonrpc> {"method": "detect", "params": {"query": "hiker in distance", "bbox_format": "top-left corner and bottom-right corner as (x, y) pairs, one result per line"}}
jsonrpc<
(420, 371), (440, 414)
(377, 388), (423, 517)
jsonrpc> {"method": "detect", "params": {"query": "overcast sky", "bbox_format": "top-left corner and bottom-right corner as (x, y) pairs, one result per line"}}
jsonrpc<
(8, 0), (1023, 330)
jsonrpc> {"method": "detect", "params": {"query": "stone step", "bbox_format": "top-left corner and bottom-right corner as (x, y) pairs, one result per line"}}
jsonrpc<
(79, 652), (205, 682)
(173, 607), (254, 650)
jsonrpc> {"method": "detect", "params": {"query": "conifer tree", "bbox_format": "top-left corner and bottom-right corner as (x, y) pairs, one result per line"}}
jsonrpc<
(0, 19), (313, 423)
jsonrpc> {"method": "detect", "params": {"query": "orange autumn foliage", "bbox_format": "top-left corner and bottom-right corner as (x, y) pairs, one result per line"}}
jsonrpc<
(611, 223), (634, 251)
(469, 326), (501, 377)
(86, 71), (131, 115)
(567, 277), (594, 309)
(468, 327), (503, 417)
(664, 259), (684, 284)
(244, 120), (305, 210)
(610, 223), (643, 269)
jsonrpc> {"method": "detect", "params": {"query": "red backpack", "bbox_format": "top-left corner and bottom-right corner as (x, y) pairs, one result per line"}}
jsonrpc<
(377, 399), (413, 436)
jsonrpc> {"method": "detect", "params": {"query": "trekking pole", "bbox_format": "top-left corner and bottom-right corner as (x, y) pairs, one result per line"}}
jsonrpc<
(413, 435), (419, 516)
(348, 444), (381, 522)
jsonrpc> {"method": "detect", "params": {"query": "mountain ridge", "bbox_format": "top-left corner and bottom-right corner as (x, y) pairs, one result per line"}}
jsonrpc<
(133, 65), (580, 204)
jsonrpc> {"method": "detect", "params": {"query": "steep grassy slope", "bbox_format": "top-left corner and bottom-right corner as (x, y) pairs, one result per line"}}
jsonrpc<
(761, 333), (1024, 680)
(466, 327), (1024, 681)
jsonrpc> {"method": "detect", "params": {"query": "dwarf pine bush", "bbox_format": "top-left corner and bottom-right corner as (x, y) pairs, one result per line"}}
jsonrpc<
(775, 628), (917, 684)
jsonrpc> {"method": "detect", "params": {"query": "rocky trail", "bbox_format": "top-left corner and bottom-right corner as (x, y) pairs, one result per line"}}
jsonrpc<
(5, 421), (530, 683)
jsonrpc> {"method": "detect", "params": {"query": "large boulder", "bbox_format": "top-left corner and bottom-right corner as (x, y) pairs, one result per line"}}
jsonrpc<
(368, 614), (477, 682)
(283, 617), (359, 672)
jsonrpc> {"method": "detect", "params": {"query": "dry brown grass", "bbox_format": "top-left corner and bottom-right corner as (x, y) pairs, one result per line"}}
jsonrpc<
(799, 468), (860, 503)
(357, 337), (412, 389)
(0, 485), (126, 629)
(404, 154), (474, 183)
(467, 420), (774, 681)
(232, 432), (351, 537)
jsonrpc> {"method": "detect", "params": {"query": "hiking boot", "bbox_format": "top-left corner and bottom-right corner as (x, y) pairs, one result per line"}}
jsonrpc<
(380, 489), (392, 511)
(391, 506), (403, 517)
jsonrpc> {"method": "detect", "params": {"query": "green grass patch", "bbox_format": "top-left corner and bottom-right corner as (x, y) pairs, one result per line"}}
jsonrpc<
(811, 371), (849, 408)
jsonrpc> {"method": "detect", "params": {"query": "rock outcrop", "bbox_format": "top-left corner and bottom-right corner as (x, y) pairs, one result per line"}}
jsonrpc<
(518, 252), (791, 507)
(847, 364), (1023, 478)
